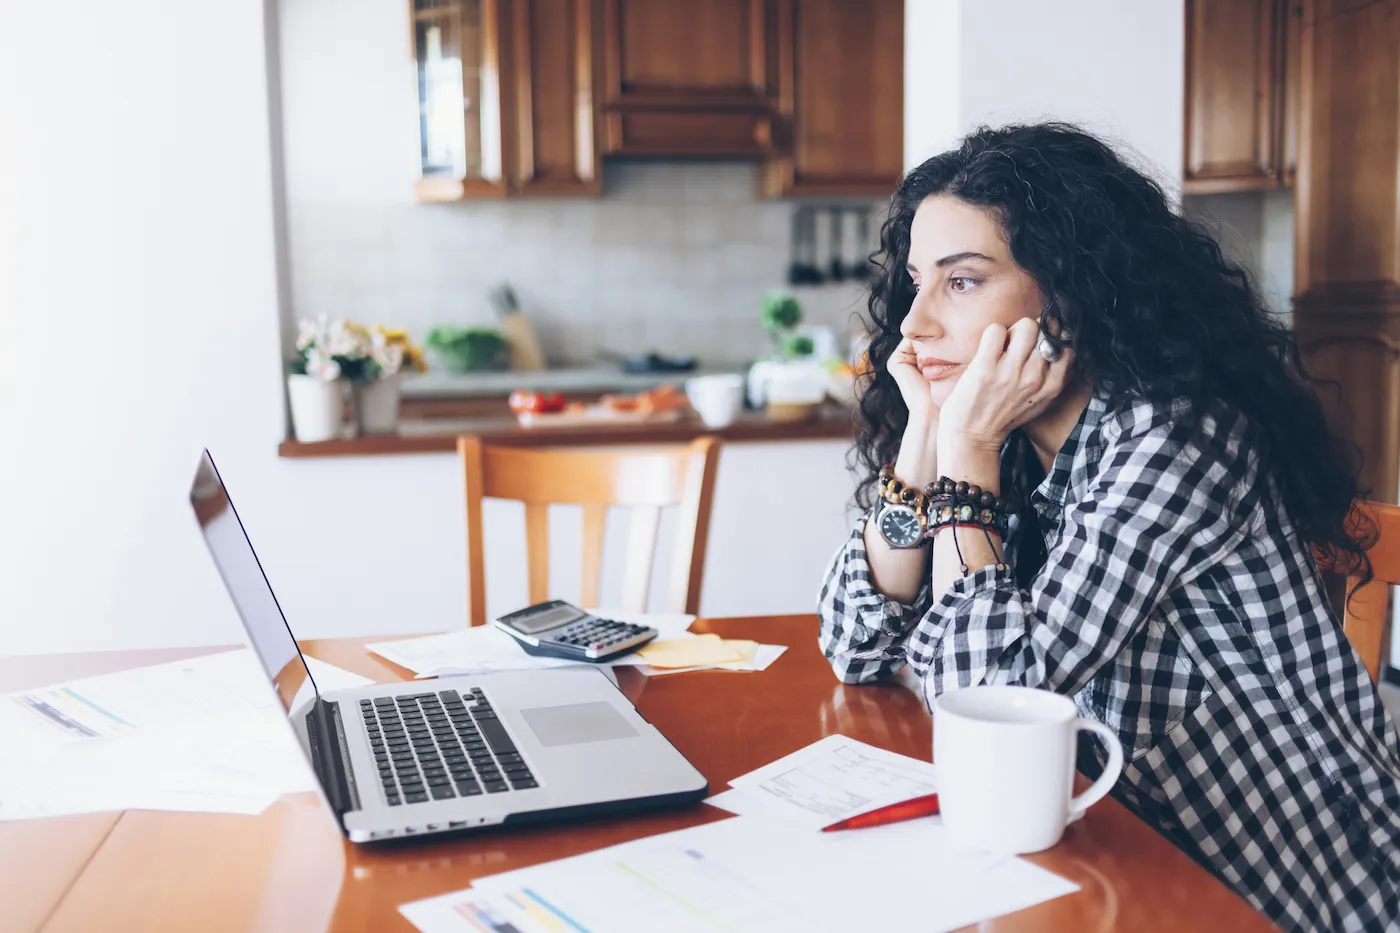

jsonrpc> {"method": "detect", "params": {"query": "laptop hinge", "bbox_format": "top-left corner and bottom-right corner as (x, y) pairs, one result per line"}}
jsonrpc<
(306, 697), (361, 820)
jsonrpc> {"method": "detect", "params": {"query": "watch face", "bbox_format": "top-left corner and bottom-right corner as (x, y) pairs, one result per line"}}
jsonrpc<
(879, 505), (923, 548)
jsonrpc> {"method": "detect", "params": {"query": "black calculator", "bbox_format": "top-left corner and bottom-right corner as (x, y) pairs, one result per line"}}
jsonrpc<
(492, 599), (659, 662)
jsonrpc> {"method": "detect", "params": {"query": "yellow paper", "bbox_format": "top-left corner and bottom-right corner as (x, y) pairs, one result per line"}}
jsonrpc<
(637, 634), (745, 669)
(715, 639), (759, 670)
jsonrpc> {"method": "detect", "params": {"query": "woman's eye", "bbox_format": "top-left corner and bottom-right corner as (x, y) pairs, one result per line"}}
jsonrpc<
(950, 276), (979, 293)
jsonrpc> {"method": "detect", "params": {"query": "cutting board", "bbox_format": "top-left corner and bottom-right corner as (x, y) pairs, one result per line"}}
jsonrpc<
(516, 406), (686, 429)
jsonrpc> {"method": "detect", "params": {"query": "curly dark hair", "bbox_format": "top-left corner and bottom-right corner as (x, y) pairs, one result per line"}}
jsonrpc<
(855, 121), (1371, 581)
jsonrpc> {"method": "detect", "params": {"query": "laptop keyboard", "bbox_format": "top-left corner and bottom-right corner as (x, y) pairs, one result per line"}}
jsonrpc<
(359, 687), (537, 806)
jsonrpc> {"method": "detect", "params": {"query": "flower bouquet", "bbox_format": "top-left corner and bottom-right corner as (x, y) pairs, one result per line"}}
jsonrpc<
(287, 317), (427, 441)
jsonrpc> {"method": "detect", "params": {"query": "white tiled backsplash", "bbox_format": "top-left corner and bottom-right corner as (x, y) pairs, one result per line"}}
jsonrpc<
(286, 162), (884, 366)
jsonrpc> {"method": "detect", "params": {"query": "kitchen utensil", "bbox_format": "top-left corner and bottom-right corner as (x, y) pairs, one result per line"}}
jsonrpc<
(855, 206), (878, 282)
(788, 206), (823, 286)
(488, 283), (548, 371)
(825, 207), (846, 282)
(610, 352), (697, 374)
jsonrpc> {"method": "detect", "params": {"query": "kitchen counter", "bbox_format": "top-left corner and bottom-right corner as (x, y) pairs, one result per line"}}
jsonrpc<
(402, 366), (742, 399)
(277, 406), (856, 458)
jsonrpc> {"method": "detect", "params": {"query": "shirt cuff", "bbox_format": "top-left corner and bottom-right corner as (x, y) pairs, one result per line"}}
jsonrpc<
(842, 514), (928, 636)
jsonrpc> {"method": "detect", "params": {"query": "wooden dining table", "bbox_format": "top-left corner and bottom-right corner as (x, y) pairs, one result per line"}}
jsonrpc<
(3, 615), (1279, 933)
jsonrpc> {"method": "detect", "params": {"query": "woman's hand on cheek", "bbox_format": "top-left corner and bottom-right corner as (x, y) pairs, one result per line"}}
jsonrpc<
(936, 317), (1073, 462)
(888, 337), (940, 428)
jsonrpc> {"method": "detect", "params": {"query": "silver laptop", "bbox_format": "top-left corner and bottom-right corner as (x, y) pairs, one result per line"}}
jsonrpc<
(189, 450), (707, 842)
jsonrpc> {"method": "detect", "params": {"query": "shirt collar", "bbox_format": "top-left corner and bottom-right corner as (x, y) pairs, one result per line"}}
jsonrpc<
(1031, 394), (1109, 511)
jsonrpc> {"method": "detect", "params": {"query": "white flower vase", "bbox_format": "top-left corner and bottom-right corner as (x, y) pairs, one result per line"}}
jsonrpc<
(355, 373), (403, 435)
(287, 374), (345, 443)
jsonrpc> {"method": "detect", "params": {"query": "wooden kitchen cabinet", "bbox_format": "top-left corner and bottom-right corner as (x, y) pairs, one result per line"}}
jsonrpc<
(599, 0), (776, 156)
(762, 0), (903, 197)
(412, 0), (600, 201)
(1183, 0), (1304, 194)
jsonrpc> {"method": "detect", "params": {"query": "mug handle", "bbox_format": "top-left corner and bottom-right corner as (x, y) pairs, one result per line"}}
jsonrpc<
(1068, 719), (1125, 819)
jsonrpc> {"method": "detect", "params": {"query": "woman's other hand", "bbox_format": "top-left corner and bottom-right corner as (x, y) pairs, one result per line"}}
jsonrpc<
(937, 318), (1073, 458)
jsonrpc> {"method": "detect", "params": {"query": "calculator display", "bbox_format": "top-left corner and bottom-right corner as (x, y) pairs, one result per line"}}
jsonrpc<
(508, 603), (589, 634)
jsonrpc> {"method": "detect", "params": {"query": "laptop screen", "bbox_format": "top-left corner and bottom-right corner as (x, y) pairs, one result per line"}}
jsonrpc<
(189, 450), (319, 715)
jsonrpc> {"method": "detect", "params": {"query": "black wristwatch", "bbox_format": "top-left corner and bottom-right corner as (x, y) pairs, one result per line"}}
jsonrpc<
(874, 497), (926, 549)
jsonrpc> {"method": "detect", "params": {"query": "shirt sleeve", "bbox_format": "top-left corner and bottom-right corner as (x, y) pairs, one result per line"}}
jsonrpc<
(906, 403), (1254, 702)
(817, 513), (932, 684)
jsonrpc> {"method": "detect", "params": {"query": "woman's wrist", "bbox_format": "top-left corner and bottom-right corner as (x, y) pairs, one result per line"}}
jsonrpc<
(936, 436), (1002, 495)
(892, 419), (941, 490)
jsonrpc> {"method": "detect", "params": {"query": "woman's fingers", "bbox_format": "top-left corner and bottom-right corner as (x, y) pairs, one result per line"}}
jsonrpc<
(970, 324), (1008, 373)
(1001, 317), (1040, 371)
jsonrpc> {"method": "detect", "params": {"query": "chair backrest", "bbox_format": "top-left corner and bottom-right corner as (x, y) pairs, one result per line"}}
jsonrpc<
(1318, 500), (1400, 682)
(456, 436), (722, 627)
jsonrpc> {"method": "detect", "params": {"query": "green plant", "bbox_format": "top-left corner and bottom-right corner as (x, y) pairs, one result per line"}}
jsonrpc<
(426, 326), (510, 373)
(761, 292), (803, 332)
(782, 334), (815, 359)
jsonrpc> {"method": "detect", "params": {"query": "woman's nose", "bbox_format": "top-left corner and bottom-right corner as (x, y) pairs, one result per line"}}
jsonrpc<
(900, 291), (942, 340)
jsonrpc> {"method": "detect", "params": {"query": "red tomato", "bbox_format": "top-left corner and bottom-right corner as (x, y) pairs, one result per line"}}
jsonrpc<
(508, 390), (567, 414)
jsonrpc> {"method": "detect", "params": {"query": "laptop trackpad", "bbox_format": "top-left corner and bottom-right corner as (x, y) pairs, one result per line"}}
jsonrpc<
(520, 701), (639, 747)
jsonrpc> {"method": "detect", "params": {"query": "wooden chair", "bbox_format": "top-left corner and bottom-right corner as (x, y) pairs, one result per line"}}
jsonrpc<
(1318, 500), (1400, 682)
(457, 436), (722, 627)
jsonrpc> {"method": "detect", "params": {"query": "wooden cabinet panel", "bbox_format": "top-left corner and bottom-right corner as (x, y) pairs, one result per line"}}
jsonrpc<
(1293, 0), (1400, 512)
(600, 0), (772, 155)
(763, 0), (903, 196)
(412, 0), (510, 201)
(1184, 0), (1282, 193)
(508, 0), (600, 194)
(1280, 0), (1305, 185)
(412, 0), (601, 199)
(603, 0), (768, 107)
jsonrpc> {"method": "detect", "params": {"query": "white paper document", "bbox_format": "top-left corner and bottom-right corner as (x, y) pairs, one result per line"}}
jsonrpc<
(367, 612), (699, 678)
(0, 649), (369, 822)
(403, 815), (1078, 933)
(723, 734), (940, 831)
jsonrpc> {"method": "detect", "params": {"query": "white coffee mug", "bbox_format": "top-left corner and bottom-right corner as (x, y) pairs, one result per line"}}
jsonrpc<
(685, 374), (744, 428)
(933, 685), (1124, 854)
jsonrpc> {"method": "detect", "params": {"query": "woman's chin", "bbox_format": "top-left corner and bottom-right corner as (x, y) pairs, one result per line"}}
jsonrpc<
(925, 378), (958, 409)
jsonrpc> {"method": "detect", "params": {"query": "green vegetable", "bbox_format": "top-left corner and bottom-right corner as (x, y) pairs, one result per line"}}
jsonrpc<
(426, 327), (509, 373)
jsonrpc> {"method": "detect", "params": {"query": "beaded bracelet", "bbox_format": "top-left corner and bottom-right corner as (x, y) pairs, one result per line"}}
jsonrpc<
(926, 475), (1010, 577)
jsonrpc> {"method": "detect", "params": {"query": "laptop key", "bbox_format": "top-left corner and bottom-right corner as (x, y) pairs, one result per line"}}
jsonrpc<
(477, 718), (518, 755)
(405, 792), (428, 803)
(426, 776), (451, 787)
(495, 752), (524, 766)
(386, 795), (403, 806)
(438, 690), (461, 702)
(484, 781), (509, 794)
(509, 776), (538, 789)
(431, 785), (456, 800)
(456, 781), (483, 796)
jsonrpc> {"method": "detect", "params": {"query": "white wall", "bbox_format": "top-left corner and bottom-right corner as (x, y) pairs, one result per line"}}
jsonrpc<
(905, 0), (1185, 192)
(0, 0), (861, 656)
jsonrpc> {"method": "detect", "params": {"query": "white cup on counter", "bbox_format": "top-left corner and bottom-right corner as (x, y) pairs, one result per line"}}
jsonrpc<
(685, 374), (745, 428)
(933, 685), (1124, 855)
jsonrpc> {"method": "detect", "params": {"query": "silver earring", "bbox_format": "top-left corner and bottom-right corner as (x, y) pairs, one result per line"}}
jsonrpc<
(1037, 336), (1061, 362)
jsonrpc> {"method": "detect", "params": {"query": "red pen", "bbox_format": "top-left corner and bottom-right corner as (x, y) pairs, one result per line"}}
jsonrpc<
(819, 793), (941, 832)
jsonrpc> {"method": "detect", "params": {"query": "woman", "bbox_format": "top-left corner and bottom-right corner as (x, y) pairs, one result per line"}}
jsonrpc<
(818, 123), (1400, 931)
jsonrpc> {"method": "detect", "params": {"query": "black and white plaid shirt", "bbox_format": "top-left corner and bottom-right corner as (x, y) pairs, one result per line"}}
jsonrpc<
(819, 394), (1400, 931)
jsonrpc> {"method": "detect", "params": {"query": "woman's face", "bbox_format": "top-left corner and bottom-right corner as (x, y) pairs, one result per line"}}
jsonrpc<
(901, 194), (1045, 408)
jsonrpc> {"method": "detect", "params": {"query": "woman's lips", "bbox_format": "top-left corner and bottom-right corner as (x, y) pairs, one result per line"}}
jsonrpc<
(917, 358), (962, 381)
